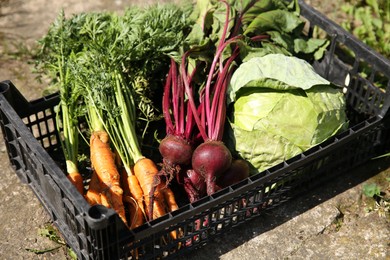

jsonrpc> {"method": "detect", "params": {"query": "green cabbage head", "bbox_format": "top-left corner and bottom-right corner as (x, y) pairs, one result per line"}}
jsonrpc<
(227, 54), (348, 174)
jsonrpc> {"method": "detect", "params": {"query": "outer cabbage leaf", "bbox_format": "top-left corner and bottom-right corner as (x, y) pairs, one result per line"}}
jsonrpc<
(230, 125), (304, 174)
(228, 54), (330, 103)
(306, 85), (349, 145)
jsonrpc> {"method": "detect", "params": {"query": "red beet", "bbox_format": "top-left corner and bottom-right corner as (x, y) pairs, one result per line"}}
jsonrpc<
(159, 134), (193, 166)
(217, 159), (250, 188)
(192, 140), (232, 195)
(186, 169), (206, 192)
(158, 134), (194, 184)
(174, 1), (248, 201)
(184, 169), (206, 203)
(159, 59), (197, 185)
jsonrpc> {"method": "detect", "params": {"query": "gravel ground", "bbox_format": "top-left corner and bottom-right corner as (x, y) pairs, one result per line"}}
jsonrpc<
(0, 0), (389, 259)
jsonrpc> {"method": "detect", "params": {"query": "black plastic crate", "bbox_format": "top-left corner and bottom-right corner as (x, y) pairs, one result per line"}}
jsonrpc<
(1, 1), (390, 259)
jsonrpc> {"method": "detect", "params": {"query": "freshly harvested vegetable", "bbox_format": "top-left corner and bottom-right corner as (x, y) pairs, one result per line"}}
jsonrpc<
(159, 59), (196, 183)
(89, 129), (127, 225)
(217, 159), (250, 188)
(184, 169), (206, 202)
(85, 170), (102, 206)
(133, 157), (171, 220)
(227, 54), (348, 173)
(181, 0), (250, 196)
(49, 17), (85, 195)
(121, 169), (145, 229)
(190, 141), (232, 195)
(67, 172), (83, 195)
(74, 66), (128, 225)
(84, 64), (178, 223)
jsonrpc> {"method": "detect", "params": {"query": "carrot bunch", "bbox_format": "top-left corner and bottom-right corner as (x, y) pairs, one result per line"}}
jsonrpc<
(53, 47), (179, 230)
(72, 65), (179, 228)
(41, 3), (192, 234)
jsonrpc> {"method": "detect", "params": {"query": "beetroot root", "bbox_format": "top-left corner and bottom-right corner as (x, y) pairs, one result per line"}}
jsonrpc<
(192, 140), (232, 195)
(183, 169), (206, 202)
(217, 159), (250, 188)
(159, 134), (194, 183)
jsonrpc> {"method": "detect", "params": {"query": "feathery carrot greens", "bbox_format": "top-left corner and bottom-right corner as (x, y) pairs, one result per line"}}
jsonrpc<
(35, 3), (193, 227)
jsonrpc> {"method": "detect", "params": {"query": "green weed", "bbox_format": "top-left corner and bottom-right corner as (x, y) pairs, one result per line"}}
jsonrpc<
(362, 180), (390, 218)
(341, 0), (390, 58)
(25, 223), (77, 259)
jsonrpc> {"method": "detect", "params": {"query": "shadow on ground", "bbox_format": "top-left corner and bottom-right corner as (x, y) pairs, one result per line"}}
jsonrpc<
(179, 156), (390, 259)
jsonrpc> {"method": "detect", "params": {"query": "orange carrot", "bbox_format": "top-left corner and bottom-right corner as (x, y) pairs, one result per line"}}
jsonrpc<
(127, 175), (146, 214)
(133, 157), (168, 221)
(67, 172), (84, 195)
(154, 183), (181, 241)
(85, 170), (102, 206)
(165, 187), (181, 241)
(121, 169), (145, 229)
(90, 130), (127, 225)
(99, 189), (111, 209)
(124, 196), (145, 229)
(162, 186), (179, 212)
(152, 187), (168, 220)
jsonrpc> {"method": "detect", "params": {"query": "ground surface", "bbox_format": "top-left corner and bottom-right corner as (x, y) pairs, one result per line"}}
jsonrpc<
(0, 0), (389, 259)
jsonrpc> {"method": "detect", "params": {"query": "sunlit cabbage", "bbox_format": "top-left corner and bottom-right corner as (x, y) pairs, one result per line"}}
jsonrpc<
(227, 54), (348, 174)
